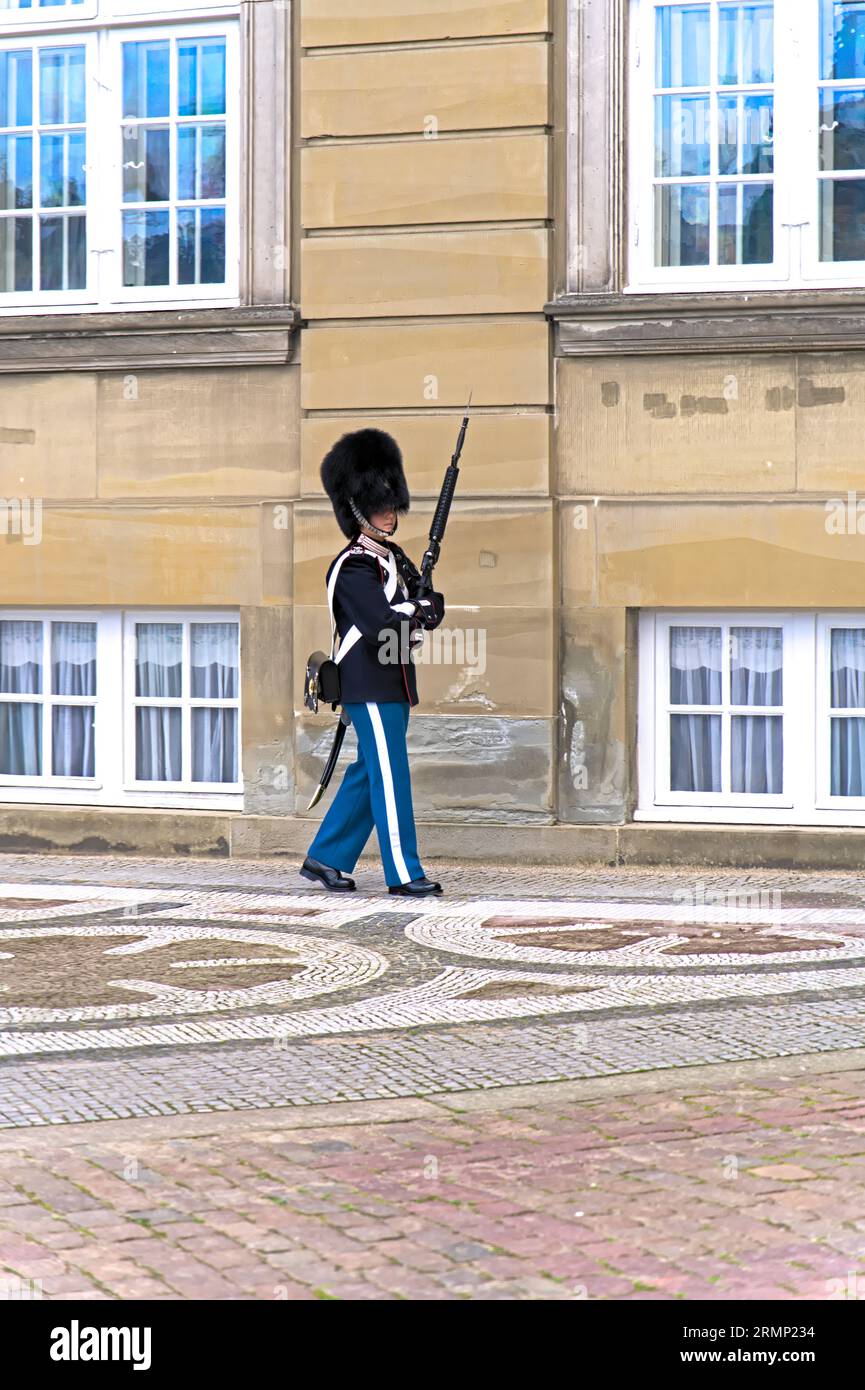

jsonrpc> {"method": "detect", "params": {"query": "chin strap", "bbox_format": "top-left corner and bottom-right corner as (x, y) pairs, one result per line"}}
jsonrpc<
(349, 497), (398, 539)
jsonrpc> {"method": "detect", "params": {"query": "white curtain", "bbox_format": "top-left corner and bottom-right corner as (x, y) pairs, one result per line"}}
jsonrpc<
(135, 623), (182, 781)
(669, 627), (722, 790)
(191, 623), (238, 782)
(192, 706), (237, 783)
(0, 620), (42, 775)
(136, 706), (182, 782)
(730, 627), (783, 793)
(831, 628), (865, 795)
(51, 622), (96, 778)
(190, 622), (238, 698)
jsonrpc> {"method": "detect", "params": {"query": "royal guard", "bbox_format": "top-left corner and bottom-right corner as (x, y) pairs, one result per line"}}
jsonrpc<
(301, 428), (446, 897)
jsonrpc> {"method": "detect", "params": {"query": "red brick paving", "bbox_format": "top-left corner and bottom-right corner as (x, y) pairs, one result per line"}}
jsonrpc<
(1, 1060), (865, 1300)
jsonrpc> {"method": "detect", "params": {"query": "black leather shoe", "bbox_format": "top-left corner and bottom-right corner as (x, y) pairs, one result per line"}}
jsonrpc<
(300, 857), (356, 892)
(388, 877), (443, 897)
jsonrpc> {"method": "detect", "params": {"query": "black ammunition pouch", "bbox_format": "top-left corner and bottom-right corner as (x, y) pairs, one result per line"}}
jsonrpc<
(304, 650), (342, 714)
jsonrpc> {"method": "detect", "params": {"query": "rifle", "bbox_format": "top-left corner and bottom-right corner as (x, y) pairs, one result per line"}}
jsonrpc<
(416, 391), (472, 598)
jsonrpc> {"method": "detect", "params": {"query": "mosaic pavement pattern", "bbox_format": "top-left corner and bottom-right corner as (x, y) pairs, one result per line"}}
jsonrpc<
(2, 854), (865, 1127)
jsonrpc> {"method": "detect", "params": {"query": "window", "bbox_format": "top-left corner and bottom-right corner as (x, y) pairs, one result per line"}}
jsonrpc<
(630, 0), (865, 289)
(639, 611), (865, 824)
(0, 2), (238, 310)
(0, 609), (241, 807)
(0, 0), (95, 24)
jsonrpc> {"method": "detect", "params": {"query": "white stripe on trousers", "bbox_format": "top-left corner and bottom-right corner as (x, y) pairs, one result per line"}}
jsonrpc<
(366, 702), (412, 885)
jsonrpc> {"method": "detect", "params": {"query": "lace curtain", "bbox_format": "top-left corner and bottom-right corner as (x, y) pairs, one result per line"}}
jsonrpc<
(135, 622), (238, 783)
(670, 625), (783, 794)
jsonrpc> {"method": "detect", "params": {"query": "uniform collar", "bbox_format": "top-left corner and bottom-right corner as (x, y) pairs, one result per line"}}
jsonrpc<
(355, 533), (391, 559)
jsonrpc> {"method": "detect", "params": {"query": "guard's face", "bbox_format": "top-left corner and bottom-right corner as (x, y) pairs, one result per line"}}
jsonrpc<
(369, 508), (396, 534)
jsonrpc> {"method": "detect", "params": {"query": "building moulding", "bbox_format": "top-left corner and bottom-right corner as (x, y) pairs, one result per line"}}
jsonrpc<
(5, 805), (865, 870)
(0, 306), (300, 374)
(548, 291), (865, 357)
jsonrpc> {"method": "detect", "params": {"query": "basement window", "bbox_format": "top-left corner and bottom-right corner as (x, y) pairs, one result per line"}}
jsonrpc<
(638, 610), (865, 825)
(0, 609), (242, 808)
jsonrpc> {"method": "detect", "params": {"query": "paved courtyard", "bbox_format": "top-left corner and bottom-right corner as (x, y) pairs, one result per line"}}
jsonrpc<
(1, 851), (865, 1299)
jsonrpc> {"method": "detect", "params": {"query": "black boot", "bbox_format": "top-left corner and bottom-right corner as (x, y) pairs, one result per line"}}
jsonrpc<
(300, 858), (356, 892)
(388, 877), (443, 897)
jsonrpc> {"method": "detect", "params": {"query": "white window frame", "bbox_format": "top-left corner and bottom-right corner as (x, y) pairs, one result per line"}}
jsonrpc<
(629, 0), (865, 292)
(639, 610), (865, 826)
(0, 609), (116, 798)
(0, 2), (240, 312)
(0, 607), (242, 809)
(0, 0), (97, 27)
(0, 30), (97, 308)
(122, 609), (242, 800)
(105, 20), (239, 306)
(815, 613), (865, 811)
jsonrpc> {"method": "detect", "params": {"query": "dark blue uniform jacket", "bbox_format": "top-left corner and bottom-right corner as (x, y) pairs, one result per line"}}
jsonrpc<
(327, 538), (437, 706)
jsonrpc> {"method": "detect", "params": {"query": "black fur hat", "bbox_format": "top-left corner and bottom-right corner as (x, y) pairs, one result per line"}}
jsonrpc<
(320, 428), (410, 539)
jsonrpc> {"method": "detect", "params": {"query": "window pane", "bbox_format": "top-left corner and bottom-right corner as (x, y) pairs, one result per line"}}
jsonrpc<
(731, 715), (783, 793)
(122, 40), (169, 119)
(178, 125), (226, 200)
(190, 622), (238, 698)
(656, 5), (710, 87)
(178, 207), (225, 285)
(0, 135), (32, 210)
(178, 41), (226, 117)
(820, 177), (865, 260)
(831, 628), (865, 707)
(655, 183), (710, 266)
(40, 213), (85, 291)
(39, 48), (85, 126)
(136, 622), (182, 697)
(0, 51), (32, 128)
(136, 707), (182, 781)
(718, 182), (773, 264)
(122, 209), (169, 286)
(40, 131), (85, 208)
(718, 94), (773, 174)
(192, 707), (237, 783)
(731, 627), (783, 705)
(122, 127), (170, 203)
(820, 88), (865, 170)
(670, 626), (723, 704)
(0, 703), (40, 776)
(0, 215), (32, 291)
(655, 94), (710, 176)
(671, 713), (721, 791)
(822, 0), (865, 80)
(51, 621), (95, 696)
(719, 3), (774, 85)
(52, 705), (94, 777)
(831, 716), (865, 794)
(0, 619), (41, 693)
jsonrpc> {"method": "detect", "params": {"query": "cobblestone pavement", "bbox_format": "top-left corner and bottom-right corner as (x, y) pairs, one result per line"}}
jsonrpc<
(2, 1056), (865, 1301)
(1, 851), (865, 1300)
(1, 853), (865, 1125)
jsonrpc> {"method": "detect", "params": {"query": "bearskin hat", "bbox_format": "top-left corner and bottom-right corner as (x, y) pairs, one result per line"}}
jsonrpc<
(320, 428), (410, 539)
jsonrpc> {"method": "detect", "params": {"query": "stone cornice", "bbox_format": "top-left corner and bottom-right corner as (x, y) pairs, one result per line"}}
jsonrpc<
(548, 291), (865, 356)
(0, 304), (301, 373)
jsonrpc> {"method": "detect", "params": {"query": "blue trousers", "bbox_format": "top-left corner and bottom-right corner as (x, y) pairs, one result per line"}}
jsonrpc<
(307, 701), (425, 887)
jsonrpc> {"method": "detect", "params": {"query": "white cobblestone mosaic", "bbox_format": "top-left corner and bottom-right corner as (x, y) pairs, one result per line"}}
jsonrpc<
(404, 899), (865, 967)
(0, 922), (387, 1024)
(1, 879), (864, 1065)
